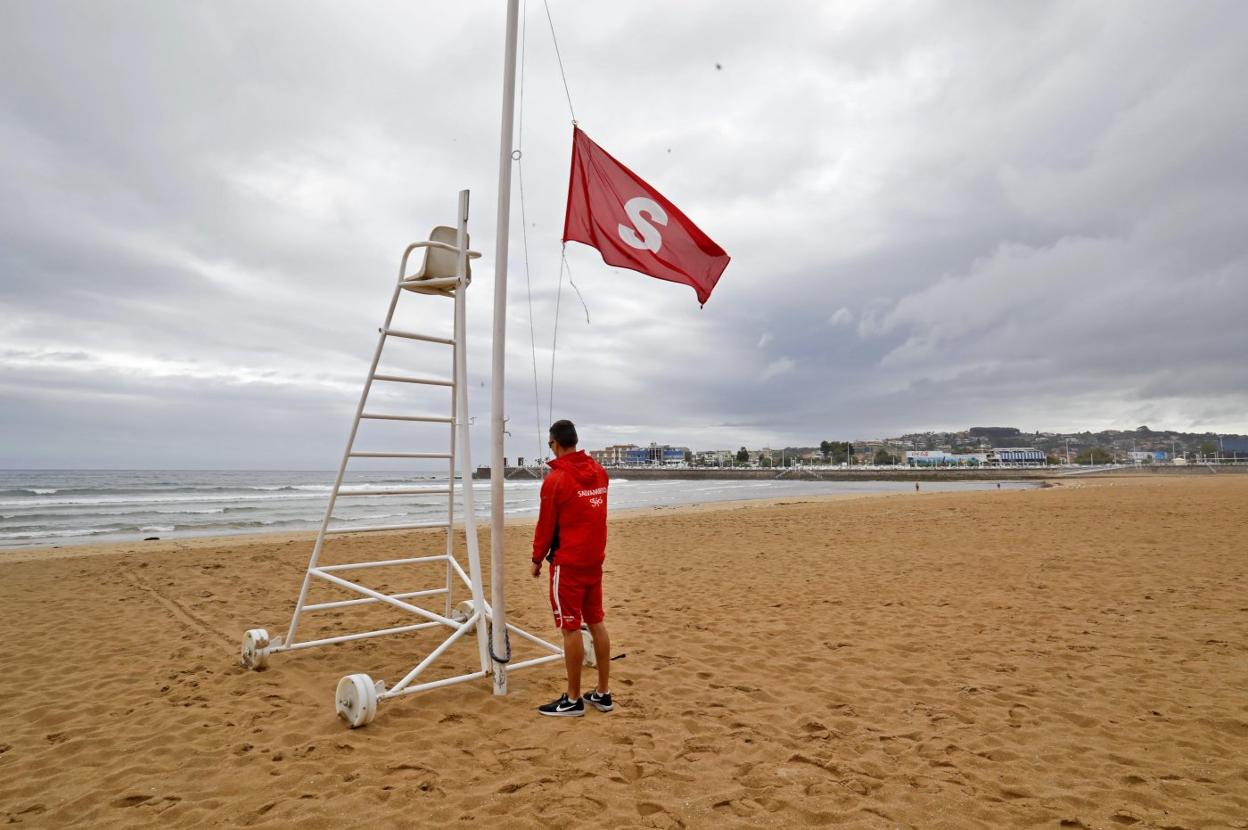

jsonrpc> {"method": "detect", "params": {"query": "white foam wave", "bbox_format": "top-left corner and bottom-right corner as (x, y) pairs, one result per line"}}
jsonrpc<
(0, 491), (327, 509)
(336, 512), (412, 522)
(0, 528), (103, 541)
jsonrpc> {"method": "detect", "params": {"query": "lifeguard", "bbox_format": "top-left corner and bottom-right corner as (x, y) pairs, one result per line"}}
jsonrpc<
(530, 419), (613, 717)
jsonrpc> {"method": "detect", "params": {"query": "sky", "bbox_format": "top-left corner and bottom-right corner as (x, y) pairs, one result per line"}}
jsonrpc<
(2, 1), (1246, 470)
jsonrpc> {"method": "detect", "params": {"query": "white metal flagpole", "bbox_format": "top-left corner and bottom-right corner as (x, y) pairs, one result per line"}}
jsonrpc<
(489, 0), (521, 696)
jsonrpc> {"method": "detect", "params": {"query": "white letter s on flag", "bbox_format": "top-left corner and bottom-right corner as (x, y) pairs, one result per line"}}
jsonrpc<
(618, 197), (668, 253)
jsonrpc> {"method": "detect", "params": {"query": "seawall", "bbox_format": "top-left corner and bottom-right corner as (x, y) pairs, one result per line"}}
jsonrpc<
(472, 464), (1248, 481)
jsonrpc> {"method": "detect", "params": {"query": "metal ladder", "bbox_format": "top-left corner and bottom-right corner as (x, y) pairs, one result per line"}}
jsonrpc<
(240, 191), (503, 724)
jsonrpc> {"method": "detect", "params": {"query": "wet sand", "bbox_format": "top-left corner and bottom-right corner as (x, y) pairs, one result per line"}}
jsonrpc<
(1, 476), (1245, 828)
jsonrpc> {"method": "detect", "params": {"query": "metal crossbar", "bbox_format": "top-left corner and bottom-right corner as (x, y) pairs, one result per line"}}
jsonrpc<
(348, 452), (452, 459)
(314, 555), (448, 572)
(303, 587), (448, 612)
(372, 373), (455, 387)
(333, 487), (452, 497)
(383, 328), (454, 345)
(284, 622), (445, 652)
(360, 413), (453, 423)
(309, 569), (460, 628)
(325, 521), (451, 535)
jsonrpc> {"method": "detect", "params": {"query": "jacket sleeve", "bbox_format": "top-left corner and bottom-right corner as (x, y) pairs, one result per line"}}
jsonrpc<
(531, 473), (559, 563)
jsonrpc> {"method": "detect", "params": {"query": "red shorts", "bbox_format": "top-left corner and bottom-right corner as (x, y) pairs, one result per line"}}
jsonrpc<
(549, 563), (604, 631)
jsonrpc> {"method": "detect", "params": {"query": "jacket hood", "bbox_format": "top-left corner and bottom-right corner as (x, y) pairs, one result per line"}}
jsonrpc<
(548, 450), (602, 486)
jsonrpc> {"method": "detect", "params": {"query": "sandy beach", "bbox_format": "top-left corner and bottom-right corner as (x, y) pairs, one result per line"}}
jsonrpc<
(1, 475), (1245, 828)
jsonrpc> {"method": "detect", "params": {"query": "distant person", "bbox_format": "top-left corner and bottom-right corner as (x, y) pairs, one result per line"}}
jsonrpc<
(915, 482), (920, 492)
(531, 419), (612, 717)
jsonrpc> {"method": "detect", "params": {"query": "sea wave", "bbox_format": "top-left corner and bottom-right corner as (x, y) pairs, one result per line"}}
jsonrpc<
(333, 511), (414, 522)
(0, 527), (117, 541)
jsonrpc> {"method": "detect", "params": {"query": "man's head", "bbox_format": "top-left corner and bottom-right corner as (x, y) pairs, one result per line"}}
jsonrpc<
(548, 419), (578, 457)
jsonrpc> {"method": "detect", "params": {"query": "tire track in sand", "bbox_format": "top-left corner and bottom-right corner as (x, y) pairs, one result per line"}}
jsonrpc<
(122, 568), (234, 649)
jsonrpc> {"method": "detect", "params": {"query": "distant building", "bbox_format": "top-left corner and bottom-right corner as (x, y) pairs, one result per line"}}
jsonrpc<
(1222, 438), (1248, 459)
(589, 444), (640, 466)
(1128, 451), (1168, 463)
(905, 450), (987, 467)
(694, 450), (735, 466)
(592, 442), (687, 466)
(648, 444), (689, 465)
(622, 447), (650, 465)
(988, 448), (1046, 465)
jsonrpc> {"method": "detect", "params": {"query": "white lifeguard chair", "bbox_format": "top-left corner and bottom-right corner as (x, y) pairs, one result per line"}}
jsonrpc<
(239, 191), (570, 727)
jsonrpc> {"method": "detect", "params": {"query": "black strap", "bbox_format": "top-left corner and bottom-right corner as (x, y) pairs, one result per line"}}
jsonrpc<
(488, 620), (512, 664)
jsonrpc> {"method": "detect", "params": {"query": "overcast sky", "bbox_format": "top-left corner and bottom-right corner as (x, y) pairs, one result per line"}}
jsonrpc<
(2, 1), (1246, 470)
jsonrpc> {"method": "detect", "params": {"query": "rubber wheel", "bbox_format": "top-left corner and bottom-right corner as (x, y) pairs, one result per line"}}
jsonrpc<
(240, 628), (270, 670)
(335, 674), (378, 728)
(581, 627), (596, 668)
(452, 599), (476, 625)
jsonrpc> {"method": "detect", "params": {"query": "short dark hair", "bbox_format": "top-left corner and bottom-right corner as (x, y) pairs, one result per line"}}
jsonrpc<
(549, 419), (578, 449)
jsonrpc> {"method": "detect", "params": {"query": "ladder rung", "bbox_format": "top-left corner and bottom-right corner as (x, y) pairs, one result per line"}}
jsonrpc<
(349, 452), (452, 459)
(360, 413), (453, 423)
(383, 328), (454, 346)
(326, 521), (452, 534)
(335, 487), (452, 497)
(372, 373), (453, 387)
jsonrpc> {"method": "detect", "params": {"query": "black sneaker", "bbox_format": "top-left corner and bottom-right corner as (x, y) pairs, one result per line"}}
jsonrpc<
(537, 693), (584, 717)
(584, 689), (614, 713)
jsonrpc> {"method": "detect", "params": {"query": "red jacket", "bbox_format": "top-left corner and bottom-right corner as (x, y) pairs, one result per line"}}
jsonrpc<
(531, 450), (608, 567)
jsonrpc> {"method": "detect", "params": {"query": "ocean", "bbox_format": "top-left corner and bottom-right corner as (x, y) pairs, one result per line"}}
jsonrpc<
(0, 470), (1034, 549)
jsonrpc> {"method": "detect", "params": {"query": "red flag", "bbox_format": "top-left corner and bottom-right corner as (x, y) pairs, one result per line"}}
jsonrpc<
(562, 127), (730, 306)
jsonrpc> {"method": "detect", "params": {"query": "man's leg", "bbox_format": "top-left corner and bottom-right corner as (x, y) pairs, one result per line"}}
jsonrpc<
(587, 621), (610, 692)
(561, 627), (583, 698)
(538, 565), (586, 716)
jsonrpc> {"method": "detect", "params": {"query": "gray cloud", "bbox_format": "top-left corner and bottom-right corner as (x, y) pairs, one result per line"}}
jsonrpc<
(2, 0), (1246, 469)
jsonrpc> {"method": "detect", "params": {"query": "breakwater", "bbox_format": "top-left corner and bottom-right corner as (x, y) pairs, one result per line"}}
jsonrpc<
(474, 466), (1061, 481)
(472, 463), (1248, 481)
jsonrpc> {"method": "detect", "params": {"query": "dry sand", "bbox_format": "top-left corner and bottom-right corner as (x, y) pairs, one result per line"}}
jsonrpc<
(1, 476), (1245, 828)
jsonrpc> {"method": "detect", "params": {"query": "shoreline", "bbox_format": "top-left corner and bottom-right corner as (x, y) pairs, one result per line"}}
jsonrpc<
(0, 479), (1051, 562)
(0, 481), (1062, 565)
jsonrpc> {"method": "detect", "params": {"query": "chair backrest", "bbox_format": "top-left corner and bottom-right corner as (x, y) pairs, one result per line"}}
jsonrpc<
(418, 226), (470, 280)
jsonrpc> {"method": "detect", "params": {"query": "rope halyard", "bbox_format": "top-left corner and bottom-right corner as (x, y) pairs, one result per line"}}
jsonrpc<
(564, 247), (590, 325)
(516, 0), (545, 464)
(517, 0), (591, 437)
(542, 0), (576, 122)
(549, 247), (566, 429)
(548, 246), (591, 428)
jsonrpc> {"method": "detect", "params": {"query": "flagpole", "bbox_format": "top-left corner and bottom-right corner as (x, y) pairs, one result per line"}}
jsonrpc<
(488, 0), (521, 696)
